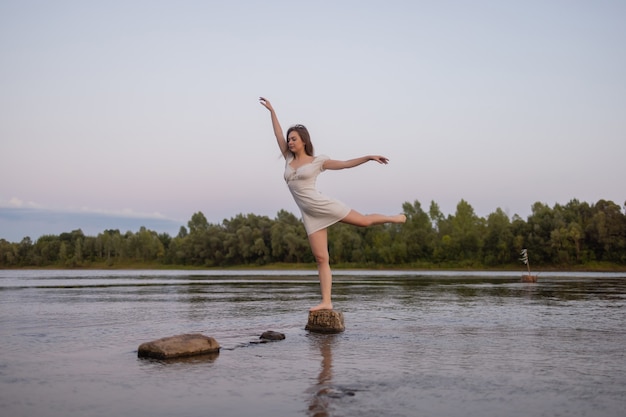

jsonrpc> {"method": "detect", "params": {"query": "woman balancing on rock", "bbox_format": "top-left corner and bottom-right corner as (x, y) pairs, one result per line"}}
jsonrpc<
(259, 97), (406, 311)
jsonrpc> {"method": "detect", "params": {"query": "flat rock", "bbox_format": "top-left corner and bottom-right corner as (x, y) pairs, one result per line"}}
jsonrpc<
(305, 310), (345, 334)
(138, 333), (220, 359)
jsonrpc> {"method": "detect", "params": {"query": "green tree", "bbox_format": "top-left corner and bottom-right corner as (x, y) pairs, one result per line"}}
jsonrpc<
(177, 226), (188, 239)
(97, 230), (117, 264)
(448, 199), (484, 263)
(429, 201), (452, 262)
(483, 208), (513, 266)
(270, 210), (309, 263)
(73, 236), (83, 266)
(34, 235), (61, 265)
(586, 199), (626, 262)
(182, 221), (224, 266)
(329, 223), (366, 264)
(59, 242), (68, 265)
(561, 199), (592, 262)
(128, 226), (165, 261)
(526, 202), (559, 264)
(0, 239), (18, 266)
(222, 213), (273, 265)
(18, 237), (34, 266)
(400, 200), (435, 262)
(188, 212), (209, 235)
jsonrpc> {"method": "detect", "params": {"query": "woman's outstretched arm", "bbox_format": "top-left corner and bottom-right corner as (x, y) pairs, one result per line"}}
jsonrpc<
(323, 155), (389, 170)
(259, 97), (288, 157)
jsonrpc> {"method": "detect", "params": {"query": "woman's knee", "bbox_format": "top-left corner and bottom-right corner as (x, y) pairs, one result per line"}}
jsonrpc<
(308, 230), (330, 265)
(342, 211), (370, 227)
(359, 216), (374, 227)
(352, 217), (373, 228)
(312, 250), (329, 265)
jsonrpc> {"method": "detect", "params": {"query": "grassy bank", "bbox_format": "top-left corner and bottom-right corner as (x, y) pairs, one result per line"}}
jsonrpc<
(3, 261), (626, 272)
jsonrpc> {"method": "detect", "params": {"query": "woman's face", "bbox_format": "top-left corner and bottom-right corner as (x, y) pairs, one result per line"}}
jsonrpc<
(287, 131), (304, 152)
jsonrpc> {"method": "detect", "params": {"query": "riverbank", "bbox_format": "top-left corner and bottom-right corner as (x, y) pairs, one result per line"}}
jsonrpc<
(2, 260), (626, 272)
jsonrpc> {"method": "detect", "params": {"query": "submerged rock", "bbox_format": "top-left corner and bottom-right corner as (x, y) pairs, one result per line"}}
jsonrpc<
(316, 385), (356, 398)
(137, 333), (220, 359)
(260, 330), (286, 341)
(305, 310), (345, 334)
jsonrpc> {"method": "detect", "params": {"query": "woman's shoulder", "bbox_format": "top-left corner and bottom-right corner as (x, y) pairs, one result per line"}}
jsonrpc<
(314, 154), (330, 171)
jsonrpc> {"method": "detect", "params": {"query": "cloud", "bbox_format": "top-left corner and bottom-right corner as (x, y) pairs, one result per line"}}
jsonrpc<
(73, 206), (171, 220)
(0, 204), (184, 243)
(1, 197), (177, 221)
(2, 197), (42, 209)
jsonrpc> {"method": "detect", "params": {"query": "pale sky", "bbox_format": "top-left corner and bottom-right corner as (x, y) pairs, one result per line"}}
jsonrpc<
(1, 0), (625, 242)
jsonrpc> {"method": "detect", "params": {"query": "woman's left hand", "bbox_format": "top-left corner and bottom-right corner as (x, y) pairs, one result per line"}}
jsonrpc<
(370, 155), (389, 164)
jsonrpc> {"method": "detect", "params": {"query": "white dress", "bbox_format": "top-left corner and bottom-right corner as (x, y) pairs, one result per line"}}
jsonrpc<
(284, 154), (351, 235)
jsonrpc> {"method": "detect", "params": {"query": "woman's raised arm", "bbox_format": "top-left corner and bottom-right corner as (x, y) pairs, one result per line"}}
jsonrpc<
(259, 97), (288, 157)
(323, 155), (389, 171)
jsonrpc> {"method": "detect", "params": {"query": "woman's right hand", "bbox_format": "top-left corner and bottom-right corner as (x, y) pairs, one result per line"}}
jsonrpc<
(259, 97), (273, 112)
(260, 97), (288, 156)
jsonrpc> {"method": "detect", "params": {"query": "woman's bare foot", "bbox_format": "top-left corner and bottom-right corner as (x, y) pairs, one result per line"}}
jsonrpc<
(310, 302), (333, 311)
(394, 214), (407, 223)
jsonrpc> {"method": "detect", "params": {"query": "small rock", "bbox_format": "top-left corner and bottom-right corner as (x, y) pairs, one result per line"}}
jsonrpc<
(317, 386), (356, 398)
(260, 331), (285, 341)
(305, 310), (345, 334)
(138, 333), (220, 359)
(521, 275), (538, 283)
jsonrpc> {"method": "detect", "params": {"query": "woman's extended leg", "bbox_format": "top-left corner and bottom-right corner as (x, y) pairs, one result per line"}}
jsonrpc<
(308, 229), (333, 311)
(340, 210), (406, 227)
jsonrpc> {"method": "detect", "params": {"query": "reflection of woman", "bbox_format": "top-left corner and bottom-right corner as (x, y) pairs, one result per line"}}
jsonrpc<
(260, 97), (406, 311)
(307, 334), (335, 417)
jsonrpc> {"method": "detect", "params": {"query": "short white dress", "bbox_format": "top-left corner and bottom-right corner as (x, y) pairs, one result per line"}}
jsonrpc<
(284, 154), (351, 235)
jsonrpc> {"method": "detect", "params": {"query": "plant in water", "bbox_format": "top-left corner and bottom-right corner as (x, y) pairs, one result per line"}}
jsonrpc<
(519, 249), (538, 283)
(520, 249), (531, 275)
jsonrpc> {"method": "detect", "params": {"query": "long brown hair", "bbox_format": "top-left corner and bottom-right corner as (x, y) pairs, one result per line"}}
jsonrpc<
(286, 124), (314, 156)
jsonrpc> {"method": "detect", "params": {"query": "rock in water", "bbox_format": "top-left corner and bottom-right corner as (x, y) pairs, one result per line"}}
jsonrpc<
(137, 333), (220, 359)
(305, 310), (345, 334)
(260, 331), (286, 341)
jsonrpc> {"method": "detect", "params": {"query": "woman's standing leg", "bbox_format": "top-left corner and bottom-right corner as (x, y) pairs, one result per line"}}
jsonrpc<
(308, 228), (333, 311)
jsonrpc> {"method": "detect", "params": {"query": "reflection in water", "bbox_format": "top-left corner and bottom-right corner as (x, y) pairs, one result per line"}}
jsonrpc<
(307, 333), (355, 417)
(307, 333), (335, 417)
(138, 351), (220, 366)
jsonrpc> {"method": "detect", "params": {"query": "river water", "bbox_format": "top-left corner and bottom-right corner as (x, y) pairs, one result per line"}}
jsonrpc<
(0, 270), (624, 417)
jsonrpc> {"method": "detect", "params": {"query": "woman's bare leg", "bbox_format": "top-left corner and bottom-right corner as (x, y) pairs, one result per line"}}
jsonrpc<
(340, 210), (406, 227)
(308, 229), (333, 311)
(306, 212), (405, 311)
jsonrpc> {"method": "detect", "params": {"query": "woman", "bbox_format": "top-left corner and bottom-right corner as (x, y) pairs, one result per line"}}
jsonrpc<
(259, 97), (406, 311)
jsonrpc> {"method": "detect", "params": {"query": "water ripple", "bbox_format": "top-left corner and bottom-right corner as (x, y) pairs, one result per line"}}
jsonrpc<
(1, 270), (625, 417)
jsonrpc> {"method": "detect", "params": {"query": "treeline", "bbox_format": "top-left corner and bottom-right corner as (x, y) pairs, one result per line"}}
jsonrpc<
(1, 198), (625, 268)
